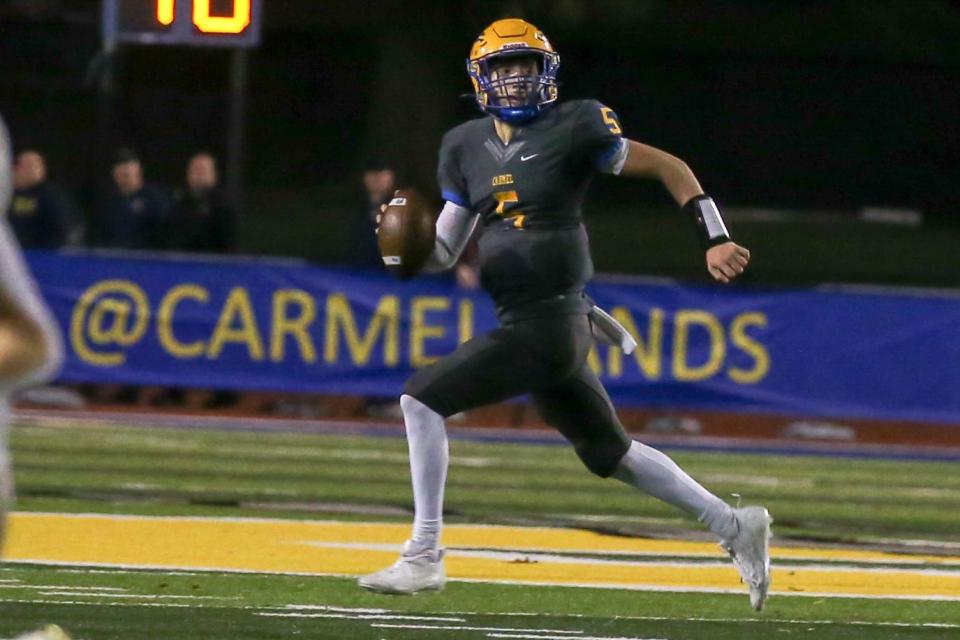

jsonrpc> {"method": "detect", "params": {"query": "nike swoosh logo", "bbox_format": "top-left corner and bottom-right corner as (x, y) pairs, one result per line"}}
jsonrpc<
(520, 154), (539, 162)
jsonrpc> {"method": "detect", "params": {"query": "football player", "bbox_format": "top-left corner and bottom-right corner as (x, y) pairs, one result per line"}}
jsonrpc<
(359, 19), (772, 610)
(0, 114), (63, 552)
(0, 115), (68, 640)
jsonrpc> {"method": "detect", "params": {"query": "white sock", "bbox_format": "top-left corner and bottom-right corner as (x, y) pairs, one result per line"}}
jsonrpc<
(612, 440), (738, 540)
(400, 394), (448, 552)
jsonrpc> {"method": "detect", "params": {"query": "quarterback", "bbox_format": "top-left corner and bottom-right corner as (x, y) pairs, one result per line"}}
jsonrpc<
(359, 19), (772, 610)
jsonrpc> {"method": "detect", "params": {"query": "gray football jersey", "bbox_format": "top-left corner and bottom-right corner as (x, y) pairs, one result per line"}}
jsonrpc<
(437, 99), (625, 317)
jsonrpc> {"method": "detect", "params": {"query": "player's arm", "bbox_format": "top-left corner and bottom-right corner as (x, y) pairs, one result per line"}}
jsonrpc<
(424, 201), (479, 272)
(0, 290), (55, 385)
(423, 128), (480, 272)
(619, 139), (751, 284)
(619, 140), (702, 206)
(0, 224), (63, 390)
(0, 118), (63, 389)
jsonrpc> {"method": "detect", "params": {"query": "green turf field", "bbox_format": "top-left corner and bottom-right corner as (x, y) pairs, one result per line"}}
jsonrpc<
(3, 419), (960, 639)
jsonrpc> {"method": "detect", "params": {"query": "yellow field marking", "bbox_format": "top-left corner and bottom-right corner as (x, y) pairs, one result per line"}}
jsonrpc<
(7, 513), (960, 600)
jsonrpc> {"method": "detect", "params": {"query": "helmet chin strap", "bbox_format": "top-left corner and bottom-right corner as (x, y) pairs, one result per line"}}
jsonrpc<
(492, 107), (540, 125)
(487, 98), (554, 125)
(483, 78), (555, 124)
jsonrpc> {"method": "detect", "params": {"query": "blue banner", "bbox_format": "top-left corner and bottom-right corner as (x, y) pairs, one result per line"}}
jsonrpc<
(27, 250), (960, 425)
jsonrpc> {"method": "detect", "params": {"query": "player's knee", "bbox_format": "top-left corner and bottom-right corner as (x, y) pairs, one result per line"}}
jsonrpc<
(573, 437), (631, 478)
(402, 369), (454, 418)
(400, 394), (440, 423)
(400, 394), (447, 444)
(401, 374), (424, 400)
(402, 374), (439, 410)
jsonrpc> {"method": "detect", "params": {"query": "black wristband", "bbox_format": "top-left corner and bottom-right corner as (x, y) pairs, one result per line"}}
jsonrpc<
(683, 194), (731, 249)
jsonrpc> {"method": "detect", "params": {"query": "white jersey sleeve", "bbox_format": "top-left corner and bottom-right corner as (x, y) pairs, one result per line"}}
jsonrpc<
(0, 115), (64, 390)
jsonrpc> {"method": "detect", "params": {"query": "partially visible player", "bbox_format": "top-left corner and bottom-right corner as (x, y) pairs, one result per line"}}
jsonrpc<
(0, 116), (68, 640)
(359, 19), (772, 610)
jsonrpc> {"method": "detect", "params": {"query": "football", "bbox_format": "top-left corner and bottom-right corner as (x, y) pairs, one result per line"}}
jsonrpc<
(377, 188), (436, 280)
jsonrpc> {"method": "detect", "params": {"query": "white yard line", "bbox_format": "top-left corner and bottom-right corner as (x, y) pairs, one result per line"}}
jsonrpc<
(0, 598), (191, 608)
(0, 585), (125, 591)
(19, 435), (492, 467)
(330, 607), (960, 629)
(4, 589), (958, 631)
(36, 592), (235, 600)
(284, 605), (391, 612)
(299, 541), (960, 572)
(698, 473), (814, 488)
(52, 568), (203, 577)
(230, 603), (960, 631)
(873, 538), (960, 551)
(4, 558), (348, 577)
(9, 557), (960, 602)
(370, 624), (584, 634)
(487, 635), (661, 640)
(553, 615), (960, 630)
(44, 586), (126, 592)
(256, 613), (467, 622)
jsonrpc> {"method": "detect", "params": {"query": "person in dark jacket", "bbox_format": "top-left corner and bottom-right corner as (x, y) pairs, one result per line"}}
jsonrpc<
(99, 149), (170, 250)
(8, 150), (73, 248)
(169, 151), (234, 253)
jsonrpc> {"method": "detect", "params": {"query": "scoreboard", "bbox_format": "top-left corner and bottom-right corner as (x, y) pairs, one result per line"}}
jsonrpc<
(103, 0), (263, 48)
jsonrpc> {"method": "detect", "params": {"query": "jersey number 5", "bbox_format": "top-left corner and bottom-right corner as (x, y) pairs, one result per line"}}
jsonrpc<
(600, 107), (622, 135)
(494, 190), (525, 229)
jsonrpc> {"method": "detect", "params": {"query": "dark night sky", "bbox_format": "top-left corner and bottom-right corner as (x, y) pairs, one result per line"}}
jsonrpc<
(1, 1), (959, 212)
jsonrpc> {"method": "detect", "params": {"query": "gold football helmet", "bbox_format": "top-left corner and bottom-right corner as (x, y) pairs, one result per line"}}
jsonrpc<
(467, 18), (560, 124)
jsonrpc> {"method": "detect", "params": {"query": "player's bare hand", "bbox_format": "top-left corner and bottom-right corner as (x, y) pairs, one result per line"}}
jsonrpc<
(706, 242), (750, 283)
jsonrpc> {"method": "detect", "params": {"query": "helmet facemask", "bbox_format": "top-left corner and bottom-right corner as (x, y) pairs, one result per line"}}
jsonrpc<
(469, 49), (560, 124)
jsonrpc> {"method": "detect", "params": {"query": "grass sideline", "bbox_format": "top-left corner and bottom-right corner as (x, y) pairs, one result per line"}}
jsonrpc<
(2, 564), (958, 639)
(3, 419), (960, 639)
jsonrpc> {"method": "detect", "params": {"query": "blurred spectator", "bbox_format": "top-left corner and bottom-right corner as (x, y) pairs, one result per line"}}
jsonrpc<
(99, 148), (170, 250)
(8, 150), (76, 248)
(162, 151), (237, 409)
(351, 159), (396, 268)
(169, 151), (235, 253)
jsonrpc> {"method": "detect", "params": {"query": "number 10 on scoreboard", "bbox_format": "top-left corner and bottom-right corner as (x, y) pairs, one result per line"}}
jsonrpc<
(104, 0), (263, 47)
(157, 0), (251, 34)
